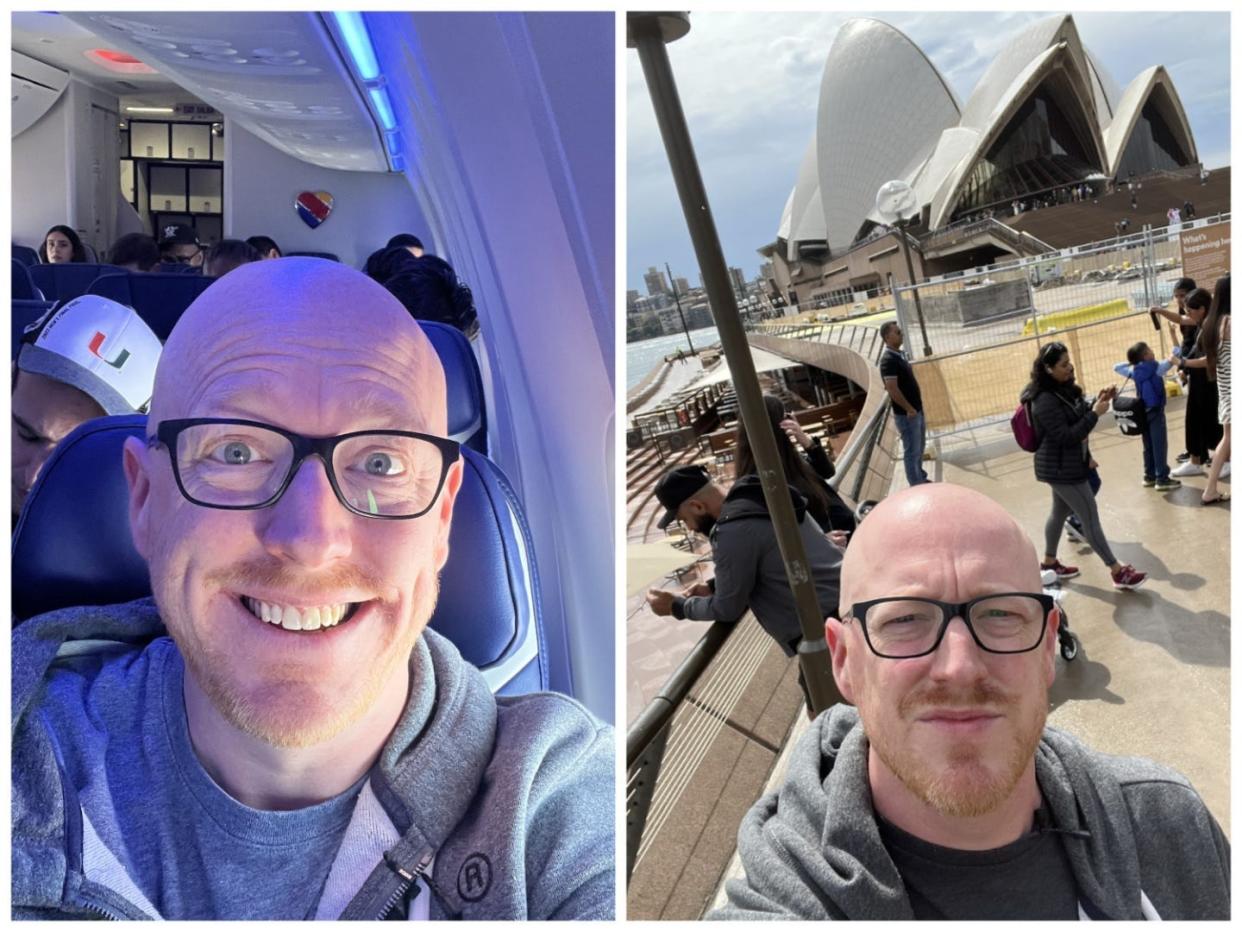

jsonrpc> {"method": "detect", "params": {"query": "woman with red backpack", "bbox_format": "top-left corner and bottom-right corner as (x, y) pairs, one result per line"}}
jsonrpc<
(1019, 342), (1147, 590)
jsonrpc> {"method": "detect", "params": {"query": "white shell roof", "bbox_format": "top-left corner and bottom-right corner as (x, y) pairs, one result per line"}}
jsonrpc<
(779, 13), (1196, 251)
(812, 18), (959, 250)
(1104, 65), (1198, 175)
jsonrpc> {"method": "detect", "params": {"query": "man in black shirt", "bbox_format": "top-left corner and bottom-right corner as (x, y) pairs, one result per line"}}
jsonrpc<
(878, 321), (929, 486)
(713, 484), (1228, 920)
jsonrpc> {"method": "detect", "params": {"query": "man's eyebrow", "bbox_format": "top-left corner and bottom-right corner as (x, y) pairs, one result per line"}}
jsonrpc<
(341, 389), (423, 428)
(12, 413), (49, 441)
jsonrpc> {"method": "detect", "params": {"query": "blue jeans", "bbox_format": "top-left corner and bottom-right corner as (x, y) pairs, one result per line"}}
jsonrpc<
(894, 410), (930, 486)
(1141, 407), (1170, 481)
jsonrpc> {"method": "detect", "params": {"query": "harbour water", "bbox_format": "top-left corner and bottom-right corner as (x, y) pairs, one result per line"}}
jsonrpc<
(625, 326), (720, 390)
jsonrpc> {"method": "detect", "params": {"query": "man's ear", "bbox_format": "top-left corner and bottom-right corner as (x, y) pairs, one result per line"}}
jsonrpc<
(825, 615), (855, 704)
(432, 455), (464, 571)
(1043, 606), (1061, 687)
(122, 436), (152, 560)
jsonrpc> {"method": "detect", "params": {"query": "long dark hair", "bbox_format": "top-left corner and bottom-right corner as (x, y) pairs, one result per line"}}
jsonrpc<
(1200, 275), (1231, 382)
(733, 394), (832, 519)
(39, 225), (86, 263)
(1020, 341), (1083, 403)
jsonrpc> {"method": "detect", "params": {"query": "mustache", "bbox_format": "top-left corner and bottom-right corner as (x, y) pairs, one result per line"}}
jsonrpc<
(899, 681), (1012, 717)
(205, 559), (388, 601)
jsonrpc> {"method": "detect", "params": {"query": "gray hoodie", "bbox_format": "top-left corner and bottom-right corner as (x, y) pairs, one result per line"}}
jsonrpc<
(713, 705), (1229, 920)
(12, 598), (615, 920)
(681, 476), (843, 654)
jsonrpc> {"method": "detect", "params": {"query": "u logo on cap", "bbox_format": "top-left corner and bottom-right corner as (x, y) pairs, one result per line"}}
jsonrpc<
(88, 331), (130, 370)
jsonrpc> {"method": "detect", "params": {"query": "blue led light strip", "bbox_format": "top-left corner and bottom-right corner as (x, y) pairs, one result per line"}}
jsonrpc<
(330, 12), (379, 81)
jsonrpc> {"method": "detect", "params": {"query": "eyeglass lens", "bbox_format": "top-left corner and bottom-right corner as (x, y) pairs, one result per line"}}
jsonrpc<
(172, 422), (446, 517)
(863, 595), (1047, 656)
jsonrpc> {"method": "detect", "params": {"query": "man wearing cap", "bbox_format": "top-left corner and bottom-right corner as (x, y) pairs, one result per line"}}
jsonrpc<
(645, 464), (842, 708)
(13, 295), (162, 523)
(159, 223), (204, 268)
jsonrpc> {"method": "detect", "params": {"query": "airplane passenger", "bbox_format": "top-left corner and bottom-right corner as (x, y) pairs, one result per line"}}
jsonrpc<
(715, 484), (1229, 920)
(12, 295), (162, 523)
(39, 224), (87, 264)
(246, 234), (283, 260)
(107, 232), (161, 272)
(203, 238), (261, 278)
(387, 232), (425, 257)
(366, 247), (480, 337)
(645, 463), (843, 713)
(158, 223), (204, 268)
(11, 259), (614, 920)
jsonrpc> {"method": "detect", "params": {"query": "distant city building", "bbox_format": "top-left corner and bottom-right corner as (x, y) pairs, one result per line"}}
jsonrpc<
(644, 265), (670, 297)
(728, 266), (747, 293)
(673, 276), (690, 296)
(626, 288), (640, 310)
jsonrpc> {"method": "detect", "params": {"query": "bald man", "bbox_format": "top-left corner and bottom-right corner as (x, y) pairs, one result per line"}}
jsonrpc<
(714, 485), (1228, 921)
(12, 259), (614, 921)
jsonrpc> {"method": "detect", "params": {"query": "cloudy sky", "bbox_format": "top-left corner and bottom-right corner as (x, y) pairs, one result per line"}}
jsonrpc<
(626, 11), (1231, 292)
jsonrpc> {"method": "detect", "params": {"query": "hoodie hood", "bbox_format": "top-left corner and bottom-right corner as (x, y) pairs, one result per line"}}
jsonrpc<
(719, 475), (808, 525)
(714, 705), (1229, 920)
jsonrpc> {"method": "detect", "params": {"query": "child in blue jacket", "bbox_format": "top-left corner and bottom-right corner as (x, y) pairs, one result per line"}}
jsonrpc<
(1114, 341), (1179, 490)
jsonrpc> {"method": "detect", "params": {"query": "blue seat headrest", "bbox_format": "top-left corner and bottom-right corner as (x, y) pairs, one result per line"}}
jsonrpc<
(12, 415), (545, 694)
(418, 321), (486, 452)
(88, 272), (216, 340)
(28, 263), (121, 304)
(12, 260), (39, 300)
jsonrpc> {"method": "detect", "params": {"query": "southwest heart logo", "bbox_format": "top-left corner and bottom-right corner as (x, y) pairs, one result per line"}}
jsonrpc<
(295, 191), (334, 229)
(88, 331), (130, 369)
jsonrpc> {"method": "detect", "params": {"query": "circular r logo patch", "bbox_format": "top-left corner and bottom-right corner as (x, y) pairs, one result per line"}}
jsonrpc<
(457, 853), (492, 902)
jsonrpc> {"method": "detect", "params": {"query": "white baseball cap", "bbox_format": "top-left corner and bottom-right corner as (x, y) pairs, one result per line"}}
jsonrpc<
(16, 295), (162, 414)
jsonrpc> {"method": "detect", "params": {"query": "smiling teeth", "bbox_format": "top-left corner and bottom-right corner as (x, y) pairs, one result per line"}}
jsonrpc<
(243, 597), (350, 631)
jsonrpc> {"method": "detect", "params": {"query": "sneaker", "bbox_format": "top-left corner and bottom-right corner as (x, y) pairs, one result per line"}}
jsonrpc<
(1170, 461), (1206, 478)
(1142, 477), (1156, 488)
(1111, 565), (1147, 590)
(1040, 559), (1080, 580)
(1064, 519), (1084, 543)
(1154, 478), (1181, 491)
(1177, 451), (1191, 463)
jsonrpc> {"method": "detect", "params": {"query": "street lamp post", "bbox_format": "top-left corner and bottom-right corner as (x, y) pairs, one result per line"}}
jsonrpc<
(629, 11), (841, 719)
(875, 179), (933, 357)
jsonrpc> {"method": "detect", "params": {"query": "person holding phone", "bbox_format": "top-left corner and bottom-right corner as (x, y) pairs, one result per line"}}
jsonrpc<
(1019, 342), (1146, 590)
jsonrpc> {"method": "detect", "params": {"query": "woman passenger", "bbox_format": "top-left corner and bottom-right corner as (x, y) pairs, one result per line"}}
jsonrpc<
(1020, 342), (1146, 590)
(39, 225), (86, 264)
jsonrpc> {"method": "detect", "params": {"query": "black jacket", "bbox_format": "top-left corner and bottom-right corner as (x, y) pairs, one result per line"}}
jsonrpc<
(803, 442), (857, 533)
(1028, 386), (1097, 484)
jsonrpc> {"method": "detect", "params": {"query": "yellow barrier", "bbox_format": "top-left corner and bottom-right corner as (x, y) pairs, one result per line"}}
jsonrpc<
(1021, 298), (1130, 336)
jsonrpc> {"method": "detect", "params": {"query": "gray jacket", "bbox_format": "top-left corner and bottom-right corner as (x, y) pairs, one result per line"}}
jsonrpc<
(713, 705), (1229, 920)
(12, 599), (615, 920)
(680, 476), (843, 654)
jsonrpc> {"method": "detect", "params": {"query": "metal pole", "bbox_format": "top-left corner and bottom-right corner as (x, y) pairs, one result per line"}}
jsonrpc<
(629, 12), (841, 718)
(898, 220), (933, 356)
(665, 261), (696, 354)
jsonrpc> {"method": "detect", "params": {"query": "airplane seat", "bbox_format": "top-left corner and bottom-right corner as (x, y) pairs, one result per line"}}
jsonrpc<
(11, 300), (55, 361)
(28, 263), (120, 304)
(89, 272), (217, 341)
(153, 262), (203, 275)
(420, 321), (487, 453)
(12, 260), (41, 300)
(12, 245), (40, 267)
(286, 251), (341, 262)
(82, 243), (99, 263)
(12, 416), (548, 696)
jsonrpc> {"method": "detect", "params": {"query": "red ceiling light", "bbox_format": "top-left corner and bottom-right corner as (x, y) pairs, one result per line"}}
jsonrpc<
(85, 48), (158, 74)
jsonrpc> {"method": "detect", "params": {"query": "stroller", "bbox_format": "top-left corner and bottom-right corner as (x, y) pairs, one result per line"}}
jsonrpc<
(1042, 574), (1081, 661)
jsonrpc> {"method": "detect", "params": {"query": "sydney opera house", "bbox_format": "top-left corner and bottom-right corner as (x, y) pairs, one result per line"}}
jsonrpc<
(761, 14), (1220, 306)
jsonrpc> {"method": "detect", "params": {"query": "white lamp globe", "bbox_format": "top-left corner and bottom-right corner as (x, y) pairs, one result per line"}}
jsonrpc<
(875, 179), (919, 225)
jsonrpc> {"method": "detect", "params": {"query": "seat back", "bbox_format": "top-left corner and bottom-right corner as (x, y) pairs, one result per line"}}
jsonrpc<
(11, 300), (55, 360)
(12, 415), (545, 695)
(12, 260), (40, 300)
(419, 321), (487, 452)
(286, 251), (340, 262)
(89, 272), (217, 340)
(28, 263), (121, 304)
(12, 245), (40, 268)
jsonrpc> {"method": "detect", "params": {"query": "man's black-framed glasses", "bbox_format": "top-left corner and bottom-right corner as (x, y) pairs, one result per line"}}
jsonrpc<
(841, 593), (1056, 659)
(149, 418), (460, 520)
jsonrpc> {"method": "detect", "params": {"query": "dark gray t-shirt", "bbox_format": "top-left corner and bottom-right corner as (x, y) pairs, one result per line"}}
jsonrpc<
(39, 637), (366, 919)
(877, 810), (1079, 920)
